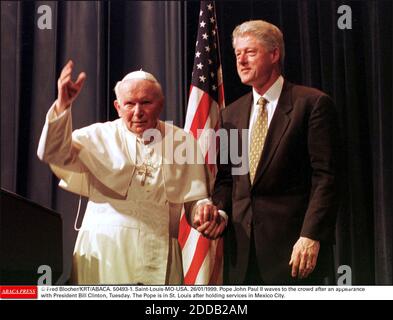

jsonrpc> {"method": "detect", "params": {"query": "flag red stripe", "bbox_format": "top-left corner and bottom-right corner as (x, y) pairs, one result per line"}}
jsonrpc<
(184, 236), (211, 284)
(189, 92), (212, 138)
(218, 84), (225, 107)
(178, 212), (191, 250)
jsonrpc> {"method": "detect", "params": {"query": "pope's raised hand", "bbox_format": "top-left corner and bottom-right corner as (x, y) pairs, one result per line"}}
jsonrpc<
(56, 60), (86, 114)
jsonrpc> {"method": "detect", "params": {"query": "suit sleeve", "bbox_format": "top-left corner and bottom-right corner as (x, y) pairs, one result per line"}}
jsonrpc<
(300, 94), (339, 243)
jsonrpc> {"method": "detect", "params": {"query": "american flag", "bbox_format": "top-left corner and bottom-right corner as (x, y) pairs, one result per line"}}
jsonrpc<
(179, 1), (225, 285)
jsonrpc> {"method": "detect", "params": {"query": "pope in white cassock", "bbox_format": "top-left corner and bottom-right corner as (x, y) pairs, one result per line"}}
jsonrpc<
(37, 61), (225, 285)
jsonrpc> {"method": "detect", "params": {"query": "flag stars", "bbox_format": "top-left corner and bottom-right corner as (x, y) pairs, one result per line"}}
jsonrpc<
(191, 3), (221, 100)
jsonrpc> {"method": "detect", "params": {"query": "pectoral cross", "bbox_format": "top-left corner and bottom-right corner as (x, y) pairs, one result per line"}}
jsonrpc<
(136, 163), (154, 186)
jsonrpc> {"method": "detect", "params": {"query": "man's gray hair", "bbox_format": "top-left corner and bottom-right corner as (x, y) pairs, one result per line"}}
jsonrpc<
(114, 70), (163, 101)
(232, 20), (285, 69)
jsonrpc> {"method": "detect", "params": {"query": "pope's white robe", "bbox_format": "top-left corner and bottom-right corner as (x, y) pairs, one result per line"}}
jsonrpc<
(37, 103), (212, 285)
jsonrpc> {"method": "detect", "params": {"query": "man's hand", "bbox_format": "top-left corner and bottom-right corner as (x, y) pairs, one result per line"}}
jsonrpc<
(289, 236), (320, 279)
(193, 204), (226, 239)
(56, 60), (86, 114)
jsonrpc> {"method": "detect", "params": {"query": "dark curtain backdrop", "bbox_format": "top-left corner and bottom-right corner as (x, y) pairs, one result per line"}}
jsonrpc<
(1, 1), (392, 285)
(1, 0), (186, 284)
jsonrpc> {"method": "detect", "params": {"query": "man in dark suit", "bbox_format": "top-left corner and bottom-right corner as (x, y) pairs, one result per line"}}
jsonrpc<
(204, 20), (339, 285)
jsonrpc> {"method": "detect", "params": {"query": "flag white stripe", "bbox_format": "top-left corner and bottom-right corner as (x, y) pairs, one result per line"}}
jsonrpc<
(195, 249), (212, 284)
(181, 227), (201, 273)
(184, 87), (204, 132)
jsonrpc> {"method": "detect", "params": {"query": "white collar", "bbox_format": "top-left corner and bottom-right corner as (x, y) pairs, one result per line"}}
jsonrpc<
(252, 75), (284, 105)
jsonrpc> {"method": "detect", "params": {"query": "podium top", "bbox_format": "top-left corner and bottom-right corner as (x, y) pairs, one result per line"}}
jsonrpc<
(1, 188), (61, 218)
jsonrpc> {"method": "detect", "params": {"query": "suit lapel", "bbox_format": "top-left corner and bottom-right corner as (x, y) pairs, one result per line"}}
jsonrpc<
(235, 93), (253, 130)
(252, 81), (293, 186)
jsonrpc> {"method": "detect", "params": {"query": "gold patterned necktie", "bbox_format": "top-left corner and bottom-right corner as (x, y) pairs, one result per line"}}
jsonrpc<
(249, 97), (269, 184)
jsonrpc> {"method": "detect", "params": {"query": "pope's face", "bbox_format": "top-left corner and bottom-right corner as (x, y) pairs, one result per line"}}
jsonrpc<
(114, 79), (164, 136)
(233, 35), (278, 89)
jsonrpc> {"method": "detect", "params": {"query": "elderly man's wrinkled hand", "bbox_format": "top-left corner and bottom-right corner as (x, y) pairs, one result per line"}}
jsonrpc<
(56, 60), (86, 114)
(193, 204), (226, 239)
(193, 203), (218, 226)
(289, 236), (320, 279)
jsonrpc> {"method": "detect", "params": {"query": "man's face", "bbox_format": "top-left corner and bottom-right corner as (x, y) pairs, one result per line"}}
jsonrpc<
(114, 79), (164, 136)
(233, 35), (278, 88)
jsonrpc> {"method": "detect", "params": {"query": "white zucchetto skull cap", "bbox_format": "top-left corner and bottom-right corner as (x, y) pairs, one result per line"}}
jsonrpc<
(121, 70), (158, 83)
